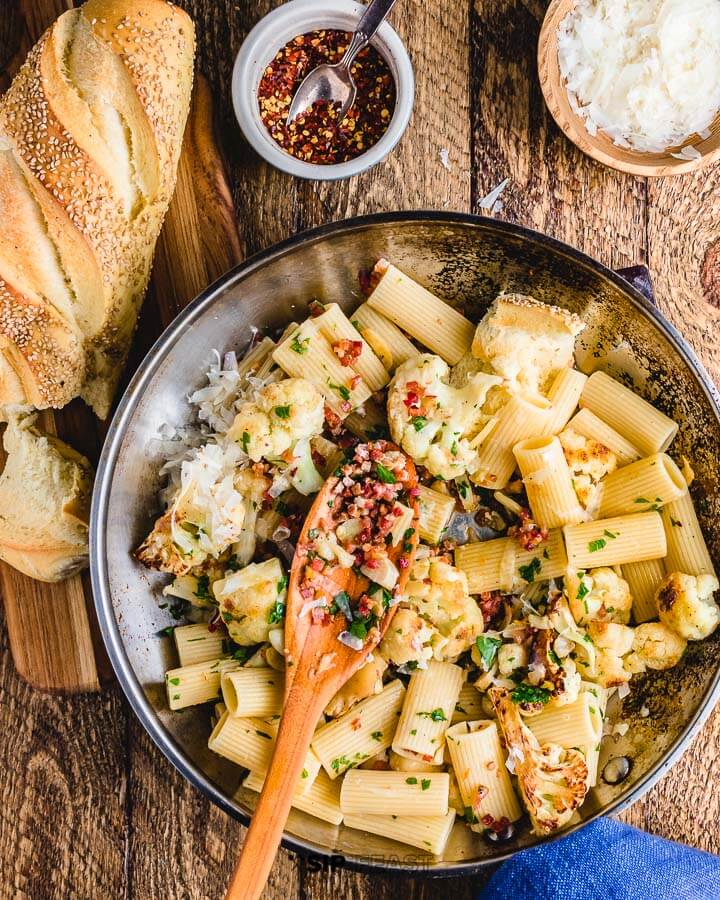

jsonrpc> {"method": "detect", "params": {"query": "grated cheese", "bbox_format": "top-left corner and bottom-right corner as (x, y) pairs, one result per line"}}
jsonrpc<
(557, 0), (720, 153)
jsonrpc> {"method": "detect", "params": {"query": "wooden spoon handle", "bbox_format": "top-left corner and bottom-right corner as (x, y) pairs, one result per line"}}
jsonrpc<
(225, 687), (323, 900)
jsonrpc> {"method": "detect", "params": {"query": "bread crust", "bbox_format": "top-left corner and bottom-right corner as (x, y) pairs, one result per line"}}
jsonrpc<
(0, 0), (195, 416)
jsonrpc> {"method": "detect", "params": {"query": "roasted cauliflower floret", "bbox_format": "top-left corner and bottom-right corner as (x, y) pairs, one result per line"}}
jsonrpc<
(629, 622), (687, 672)
(325, 655), (388, 717)
(490, 687), (588, 836)
(232, 469), (272, 566)
(558, 428), (617, 513)
(378, 607), (436, 668)
(227, 377), (324, 463)
(212, 557), (286, 645)
(136, 510), (191, 575)
(404, 556), (484, 661)
(471, 295), (584, 400)
(566, 567), (632, 626)
(657, 572), (720, 641)
(386, 354), (500, 479)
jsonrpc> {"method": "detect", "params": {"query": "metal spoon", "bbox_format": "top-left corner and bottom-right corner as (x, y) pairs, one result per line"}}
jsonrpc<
(286, 0), (399, 126)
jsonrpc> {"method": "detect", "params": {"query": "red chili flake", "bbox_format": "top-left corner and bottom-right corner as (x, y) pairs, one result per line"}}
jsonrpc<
(257, 29), (397, 165)
(350, 717), (362, 731)
(334, 338), (364, 366)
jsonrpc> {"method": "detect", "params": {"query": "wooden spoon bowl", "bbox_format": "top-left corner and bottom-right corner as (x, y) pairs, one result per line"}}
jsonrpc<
(538, 0), (720, 176)
(225, 441), (420, 900)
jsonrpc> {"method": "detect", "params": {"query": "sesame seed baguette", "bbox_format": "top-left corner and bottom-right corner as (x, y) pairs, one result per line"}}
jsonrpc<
(0, 0), (195, 416)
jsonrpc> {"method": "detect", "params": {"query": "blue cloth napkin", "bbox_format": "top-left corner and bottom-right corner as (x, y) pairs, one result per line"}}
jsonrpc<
(477, 817), (720, 900)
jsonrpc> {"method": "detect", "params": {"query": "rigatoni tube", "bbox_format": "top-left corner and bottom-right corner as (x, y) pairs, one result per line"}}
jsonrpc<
(579, 371), (678, 456)
(445, 720), (521, 829)
(563, 512), (666, 569)
(221, 667), (284, 718)
(343, 810), (457, 855)
(598, 453), (686, 518)
(513, 435), (586, 529)
(340, 770), (450, 817)
(622, 558), (665, 623)
(392, 661), (463, 764)
(661, 491), (716, 577)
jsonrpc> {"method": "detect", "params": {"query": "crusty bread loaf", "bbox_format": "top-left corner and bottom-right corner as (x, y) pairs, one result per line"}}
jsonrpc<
(0, 0), (195, 417)
(0, 410), (94, 582)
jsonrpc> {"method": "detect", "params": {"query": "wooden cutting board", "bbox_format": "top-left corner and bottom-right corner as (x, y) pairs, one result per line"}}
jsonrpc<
(0, 0), (243, 692)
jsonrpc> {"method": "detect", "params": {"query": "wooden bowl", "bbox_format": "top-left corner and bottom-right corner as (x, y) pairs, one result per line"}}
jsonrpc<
(538, 0), (720, 176)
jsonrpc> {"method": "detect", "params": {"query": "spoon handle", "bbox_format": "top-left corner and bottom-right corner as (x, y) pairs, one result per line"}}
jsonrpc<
(340, 0), (399, 68)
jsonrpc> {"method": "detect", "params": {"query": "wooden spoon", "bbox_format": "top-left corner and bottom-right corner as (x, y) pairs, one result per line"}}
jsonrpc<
(225, 441), (419, 900)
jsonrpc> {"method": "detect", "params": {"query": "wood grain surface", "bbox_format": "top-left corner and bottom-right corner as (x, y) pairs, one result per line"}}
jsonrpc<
(0, 0), (719, 897)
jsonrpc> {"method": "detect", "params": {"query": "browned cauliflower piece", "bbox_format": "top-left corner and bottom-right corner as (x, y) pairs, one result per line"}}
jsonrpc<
(558, 427), (617, 513)
(136, 510), (194, 575)
(489, 687), (588, 836)
(566, 566), (633, 625)
(404, 556), (484, 661)
(629, 622), (687, 672)
(378, 607), (436, 668)
(325, 655), (388, 718)
(657, 572), (720, 641)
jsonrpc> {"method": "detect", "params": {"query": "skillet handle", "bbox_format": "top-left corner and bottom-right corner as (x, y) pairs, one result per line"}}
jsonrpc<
(616, 265), (656, 306)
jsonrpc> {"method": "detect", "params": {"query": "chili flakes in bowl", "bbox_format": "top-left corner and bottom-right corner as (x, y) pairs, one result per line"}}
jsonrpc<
(258, 29), (397, 165)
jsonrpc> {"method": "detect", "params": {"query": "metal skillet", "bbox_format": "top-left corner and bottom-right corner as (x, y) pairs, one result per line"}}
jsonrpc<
(91, 211), (720, 875)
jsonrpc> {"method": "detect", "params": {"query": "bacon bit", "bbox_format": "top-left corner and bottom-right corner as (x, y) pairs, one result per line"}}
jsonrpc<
(308, 300), (325, 317)
(334, 339), (364, 366)
(350, 374), (362, 390)
(324, 405), (342, 429)
(311, 605), (329, 624)
(509, 508), (548, 551)
(422, 753), (434, 763)
(350, 717), (362, 731)
(398, 557), (409, 569)
(403, 390), (419, 410)
(478, 591), (504, 627)
(310, 557), (325, 572)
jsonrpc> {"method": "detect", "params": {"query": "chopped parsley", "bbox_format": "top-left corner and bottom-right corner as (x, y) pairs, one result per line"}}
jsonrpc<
(328, 380), (351, 401)
(411, 416), (427, 431)
(475, 634), (502, 669)
(518, 556), (542, 583)
(421, 778), (432, 791)
(330, 755), (351, 771)
(457, 480), (469, 499)
(375, 463), (396, 483)
(588, 538), (606, 553)
(274, 405), (291, 419)
(255, 730), (272, 740)
(410, 729), (417, 736)
(603, 529), (618, 539)
(670, 516), (683, 527)
(167, 676), (180, 686)
(193, 574), (213, 602)
(277, 575), (288, 594)
(290, 332), (310, 354)
(301, 768), (309, 779)
(349, 619), (369, 641)
(510, 684), (552, 705)
(371, 731), (383, 741)
(577, 579), (590, 601)
(268, 600), (285, 625)
(450, 439), (458, 456)
(240, 431), (251, 454)
(417, 708), (447, 722)
(330, 590), (352, 620)
(405, 777), (418, 785)
(464, 806), (478, 824)
(157, 625), (175, 638)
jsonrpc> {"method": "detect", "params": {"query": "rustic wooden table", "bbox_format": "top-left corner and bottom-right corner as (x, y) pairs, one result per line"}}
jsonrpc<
(1, 0), (719, 897)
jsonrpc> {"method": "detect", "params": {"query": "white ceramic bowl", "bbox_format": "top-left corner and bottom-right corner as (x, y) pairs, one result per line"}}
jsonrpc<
(232, 0), (415, 180)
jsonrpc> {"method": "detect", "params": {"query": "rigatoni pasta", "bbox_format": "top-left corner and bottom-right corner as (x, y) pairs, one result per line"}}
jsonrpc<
(221, 667), (284, 718)
(165, 658), (239, 711)
(452, 683), (486, 724)
(662, 491), (716, 577)
(351, 301), (420, 370)
(514, 435), (586, 529)
(623, 558), (666, 622)
(445, 720), (521, 828)
(527, 693), (597, 748)
(242, 768), (343, 826)
(312, 680), (406, 778)
(454, 536), (516, 594)
(392, 661), (463, 764)
(417, 484), (456, 544)
(598, 453), (687, 518)
(173, 623), (227, 667)
(545, 368), (588, 434)
(566, 408), (641, 466)
(340, 770), (450, 817)
(343, 810), (457, 855)
(580, 371), (678, 455)
(312, 303), (390, 391)
(366, 260), (474, 364)
(563, 511), (667, 569)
